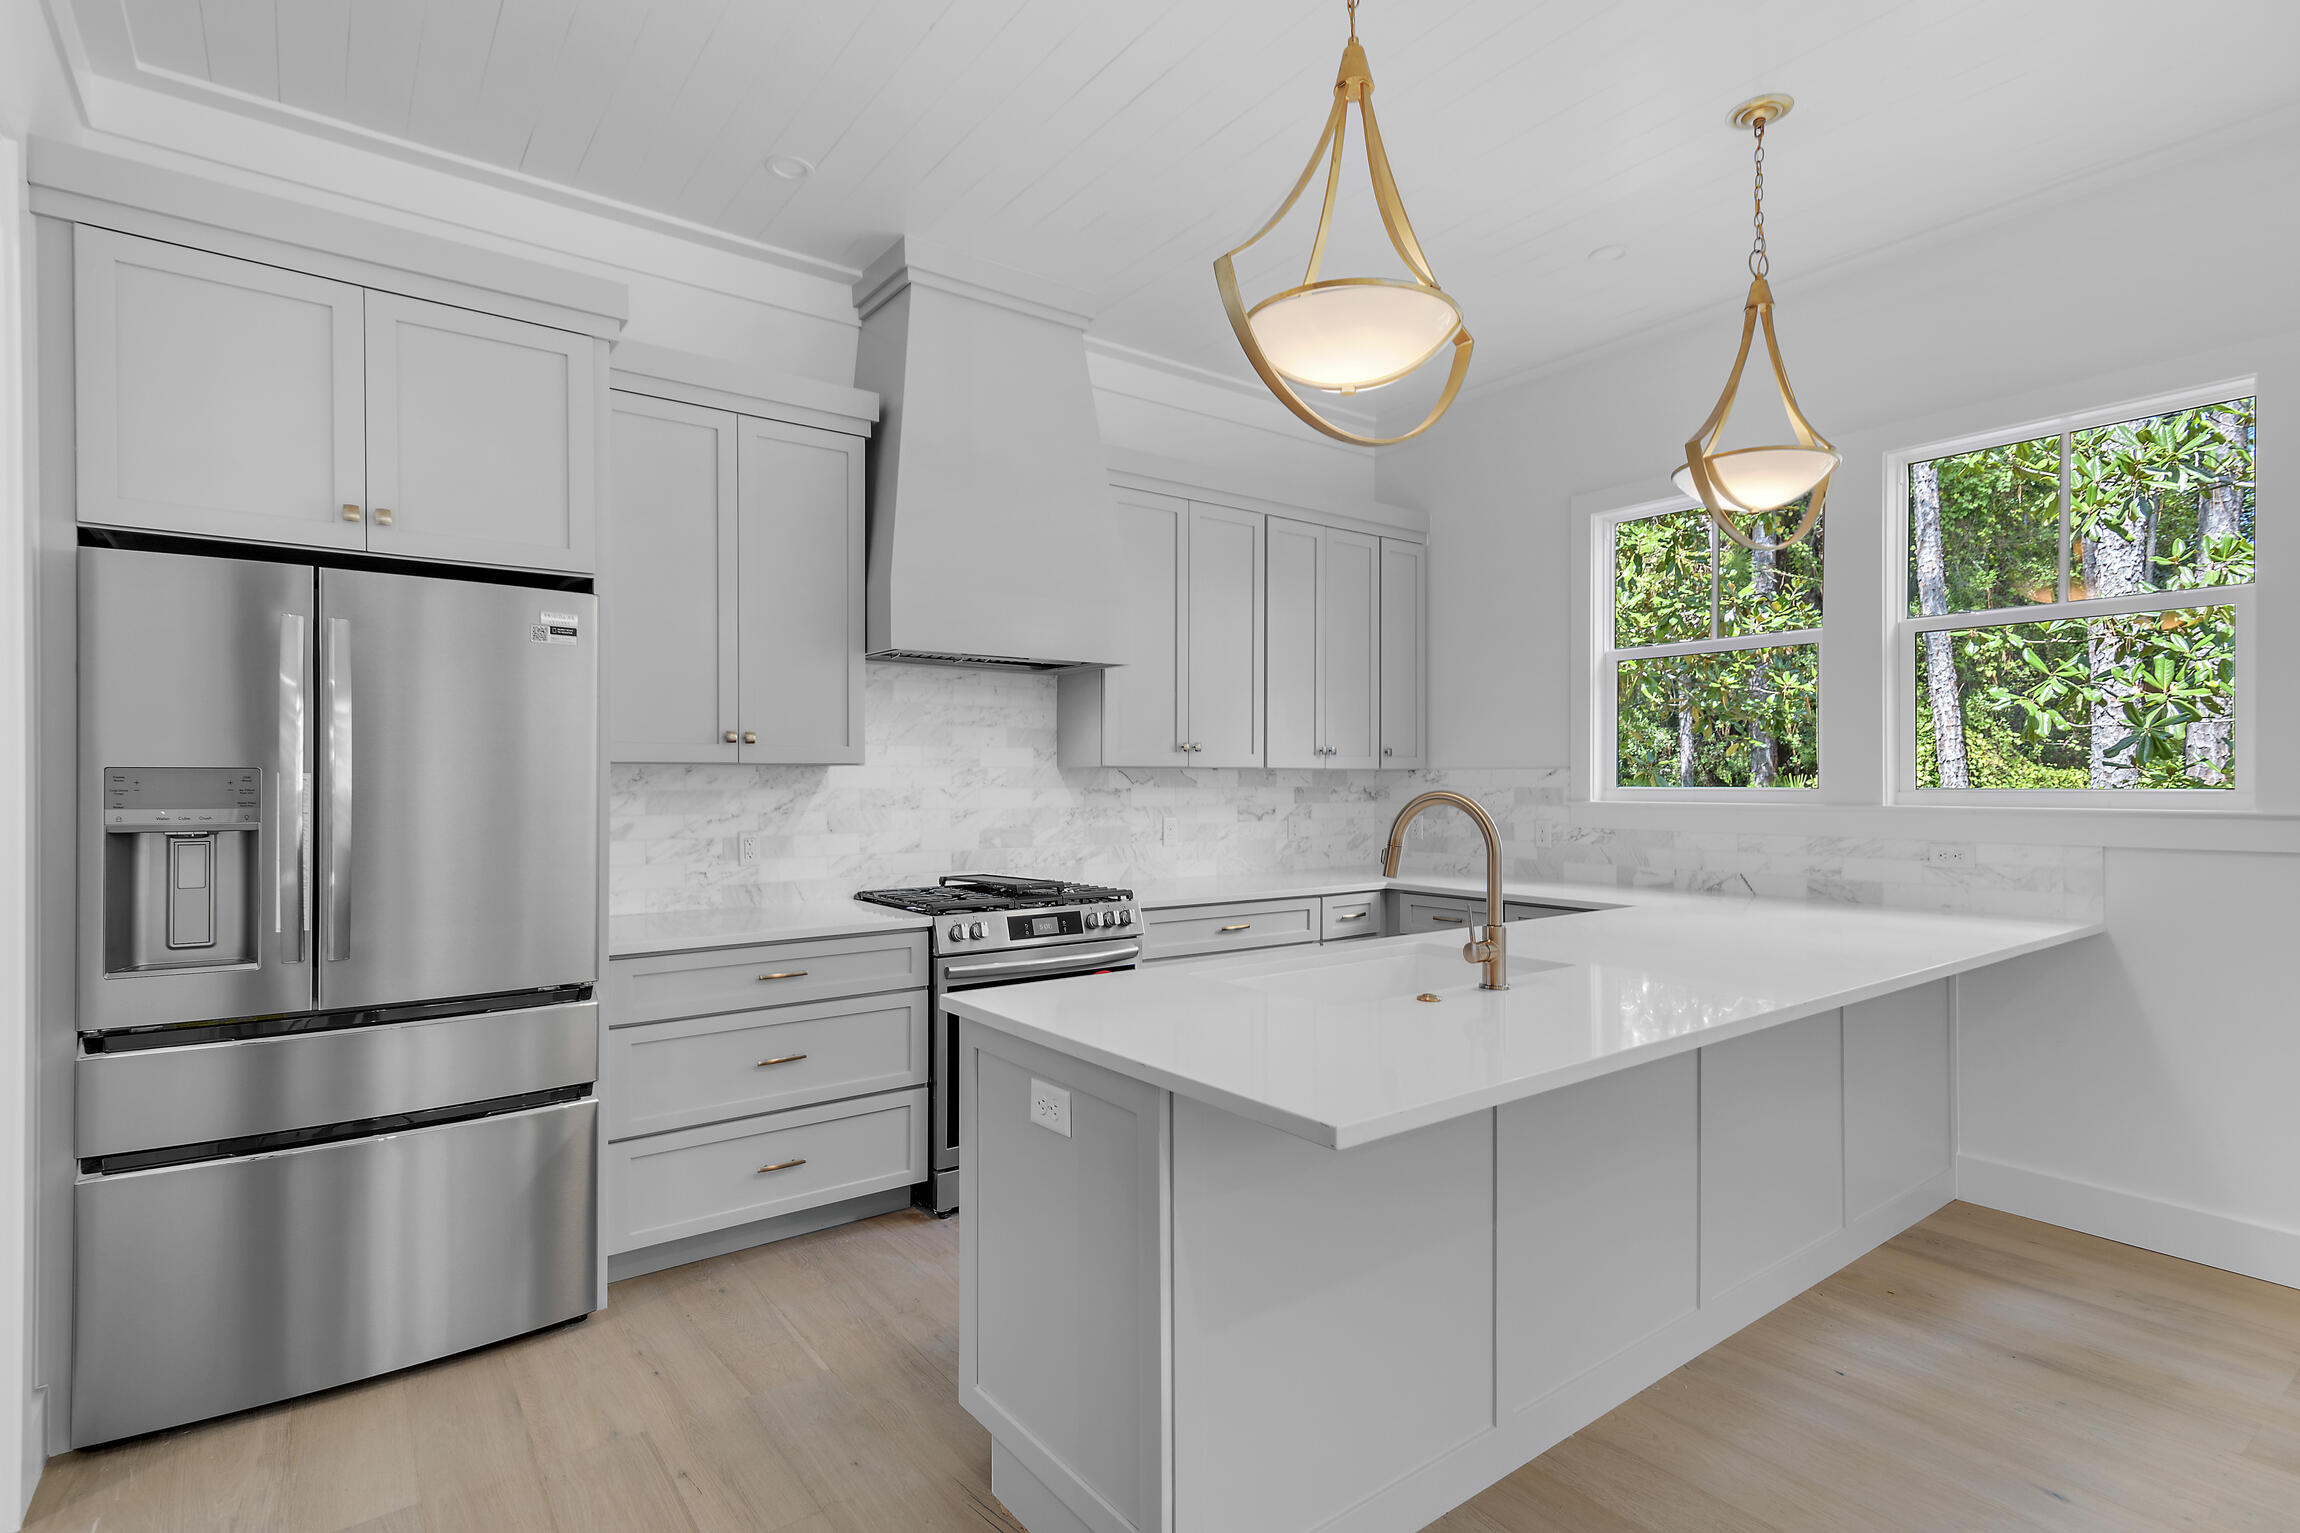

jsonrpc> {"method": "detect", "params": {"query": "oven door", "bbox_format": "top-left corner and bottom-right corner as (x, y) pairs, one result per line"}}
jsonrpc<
(928, 938), (1140, 1214)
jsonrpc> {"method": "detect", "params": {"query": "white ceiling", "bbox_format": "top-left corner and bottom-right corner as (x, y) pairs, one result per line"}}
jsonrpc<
(63, 0), (2300, 412)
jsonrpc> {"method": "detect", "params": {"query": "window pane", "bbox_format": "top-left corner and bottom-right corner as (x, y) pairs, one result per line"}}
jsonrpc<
(1720, 497), (1823, 637)
(1907, 433), (2061, 617)
(1913, 605), (2236, 790)
(2071, 397), (2254, 600)
(1613, 509), (1710, 648)
(1616, 644), (1819, 788)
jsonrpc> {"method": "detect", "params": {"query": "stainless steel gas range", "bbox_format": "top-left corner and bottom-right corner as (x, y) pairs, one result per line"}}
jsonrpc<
(854, 874), (1141, 1214)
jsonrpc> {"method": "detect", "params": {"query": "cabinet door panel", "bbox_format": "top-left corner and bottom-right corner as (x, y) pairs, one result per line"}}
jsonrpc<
(1098, 490), (1186, 766)
(1265, 517), (1321, 769)
(735, 418), (866, 764)
(1379, 538), (1426, 768)
(1185, 503), (1263, 767)
(606, 394), (738, 762)
(364, 294), (596, 573)
(76, 228), (366, 549)
(1321, 527), (1381, 768)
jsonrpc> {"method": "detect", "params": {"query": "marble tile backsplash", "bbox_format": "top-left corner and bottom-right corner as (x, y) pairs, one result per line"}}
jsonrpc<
(611, 664), (2104, 923)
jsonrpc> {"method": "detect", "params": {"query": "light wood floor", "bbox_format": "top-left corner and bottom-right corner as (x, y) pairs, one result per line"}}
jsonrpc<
(25, 1200), (2300, 1532)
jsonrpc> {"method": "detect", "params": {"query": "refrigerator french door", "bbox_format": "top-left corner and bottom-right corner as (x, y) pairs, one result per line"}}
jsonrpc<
(72, 545), (602, 1446)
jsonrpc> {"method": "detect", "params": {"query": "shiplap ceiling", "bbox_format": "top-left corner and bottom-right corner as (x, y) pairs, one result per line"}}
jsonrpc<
(63, 0), (2300, 412)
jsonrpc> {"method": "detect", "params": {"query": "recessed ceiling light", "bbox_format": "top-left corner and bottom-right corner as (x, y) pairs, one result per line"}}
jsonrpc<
(1588, 244), (1628, 263)
(766, 153), (816, 181)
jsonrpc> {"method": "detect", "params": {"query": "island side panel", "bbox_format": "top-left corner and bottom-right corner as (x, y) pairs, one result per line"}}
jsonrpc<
(1844, 980), (1954, 1222)
(961, 1021), (1171, 1533)
(1496, 1050), (1700, 1412)
(1700, 1009), (1847, 1303)
(1170, 1097), (1494, 1533)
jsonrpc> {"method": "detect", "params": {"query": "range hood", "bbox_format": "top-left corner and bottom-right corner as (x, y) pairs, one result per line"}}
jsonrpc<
(853, 240), (1122, 671)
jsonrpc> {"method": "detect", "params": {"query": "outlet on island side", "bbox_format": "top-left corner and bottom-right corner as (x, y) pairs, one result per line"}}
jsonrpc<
(1029, 1079), (1072, 1138)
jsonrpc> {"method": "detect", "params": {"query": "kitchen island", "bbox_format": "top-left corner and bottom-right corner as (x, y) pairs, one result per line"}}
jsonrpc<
(946, 886), (2100, 1533)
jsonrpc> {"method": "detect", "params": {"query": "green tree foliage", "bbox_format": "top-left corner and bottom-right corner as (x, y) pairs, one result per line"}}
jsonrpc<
(1614, 504), (1821, 788)
(1909, 399), (2252, 790)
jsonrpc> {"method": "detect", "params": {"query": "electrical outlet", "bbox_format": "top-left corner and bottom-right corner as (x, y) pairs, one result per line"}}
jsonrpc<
(1029, 1078), (1072, 1138)
(1926, 843), (1973, 869)
(1160, 814), (1180, 846)
(739, 832), (763, 866)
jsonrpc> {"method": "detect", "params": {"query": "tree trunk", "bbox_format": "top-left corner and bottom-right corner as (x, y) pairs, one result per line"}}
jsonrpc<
(1910, 461), (1967, 788)
(1748, 542), (1778, 785)
(2083, 498), (2146, 788)
(1675, 670), (1697, 785)
(2185, 410), (2244, 784)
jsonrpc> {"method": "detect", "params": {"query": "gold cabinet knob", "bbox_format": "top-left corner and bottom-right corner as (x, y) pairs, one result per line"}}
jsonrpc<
(723, 730), (739, 743)
(341, 504), (361, 523)
(742, 731), (758, 745)
(374, 507), (394, 526)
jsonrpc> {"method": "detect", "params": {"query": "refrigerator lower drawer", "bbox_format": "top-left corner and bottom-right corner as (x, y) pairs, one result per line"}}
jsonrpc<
(77, 999), (599, 1159)
(71, 1098), (597, 1447)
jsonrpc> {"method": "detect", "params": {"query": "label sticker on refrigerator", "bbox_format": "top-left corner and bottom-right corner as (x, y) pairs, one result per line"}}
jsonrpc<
(532, 610), (581, 645)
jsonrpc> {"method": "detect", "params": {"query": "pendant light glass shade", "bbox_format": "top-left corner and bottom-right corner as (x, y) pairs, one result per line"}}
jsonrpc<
(1677, 96), (1833, 551)
(1215, 3), (1471, 444)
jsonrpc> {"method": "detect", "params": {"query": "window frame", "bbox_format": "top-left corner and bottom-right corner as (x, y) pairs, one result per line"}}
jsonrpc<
(1885, 377), (2258, 810)
(1593, 495), (1823, 803)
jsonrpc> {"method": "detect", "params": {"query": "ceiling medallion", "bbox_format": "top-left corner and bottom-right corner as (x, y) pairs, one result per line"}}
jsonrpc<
(1672, 94), (1835, 550)
(1213, 0), (1471, 446)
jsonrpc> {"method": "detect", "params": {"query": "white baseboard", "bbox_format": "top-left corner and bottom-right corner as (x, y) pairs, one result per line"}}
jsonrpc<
(1957, 1154), (2300, 1291)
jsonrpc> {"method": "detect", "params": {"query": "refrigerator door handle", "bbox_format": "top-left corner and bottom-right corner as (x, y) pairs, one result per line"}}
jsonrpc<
(275, 613), (309, 964)
(324, 616), (354, 963)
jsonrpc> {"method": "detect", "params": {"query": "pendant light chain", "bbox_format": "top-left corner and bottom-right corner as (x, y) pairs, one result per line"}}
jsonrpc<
(1347, 0), (1358, 40)
(1748, 114), (1768, 280)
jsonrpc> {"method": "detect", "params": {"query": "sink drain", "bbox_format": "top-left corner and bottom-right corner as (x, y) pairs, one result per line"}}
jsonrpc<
(1416, 992), (1442, 1003)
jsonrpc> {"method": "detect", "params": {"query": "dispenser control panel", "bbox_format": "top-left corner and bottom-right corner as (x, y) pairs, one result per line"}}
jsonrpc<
(102, 767), (262, 831)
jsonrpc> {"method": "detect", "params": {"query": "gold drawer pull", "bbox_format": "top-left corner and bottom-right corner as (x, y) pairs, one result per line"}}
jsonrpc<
(1219, 922), (1252, 932)
(1432, 915), (1465, 925)
(755, 1053), (808, 1068)
(756, 1158), (807, 1175)
(1337, 911), (1369, 921)
(375, 506), (394, 526)
(724, 730), (739, 743)
(340, 503), (361, 523)
(743, 731), (758, 745)
(756, 970), (809, 981)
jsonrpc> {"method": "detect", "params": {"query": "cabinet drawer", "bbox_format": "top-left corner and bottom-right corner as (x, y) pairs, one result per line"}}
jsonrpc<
(607, 1088), (926, 1254)
(1395, 893), (1484, 933)
(1143, 897), (1319, 961)
(607, 991), (928, 1140)
(1320, 892), (1386, 941)
(611, 929), (928, 1024)
(1504, 901), (1585, 922)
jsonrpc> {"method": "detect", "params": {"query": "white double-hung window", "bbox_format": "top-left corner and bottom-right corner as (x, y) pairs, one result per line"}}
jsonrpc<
(1596, 499), (1822, 795)
(1894, 386), (2255, 803)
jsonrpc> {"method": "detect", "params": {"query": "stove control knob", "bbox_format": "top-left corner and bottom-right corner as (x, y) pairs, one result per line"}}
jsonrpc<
(1118, 908), (1133, 926)
(948, 923), (964, 941)
(1091, 910), (1108, 928)
(969, 922), (987, 940)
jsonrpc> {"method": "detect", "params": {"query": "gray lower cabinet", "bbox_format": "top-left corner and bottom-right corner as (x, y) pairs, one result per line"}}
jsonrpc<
(1320, 891), (1385, 940)
(1142, 897), (1321, 963)
(603, 930), (930, 1263)
(1393, 892), (1590, 931)
(606, 387), (867, 765)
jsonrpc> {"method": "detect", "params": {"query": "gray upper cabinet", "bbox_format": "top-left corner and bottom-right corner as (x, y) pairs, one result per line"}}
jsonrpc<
(1059, 491), (1263, 769)
(74, 227), (600, 574)
(605, 392), (865, 766)
(1269, 517), (1382, 769)
(75, 227), (368, 551)
(361, 293), (597, 574)
(734, 417), (866, 765)
(1380, 537), (1427, 768)
(605, 394), (738, 764)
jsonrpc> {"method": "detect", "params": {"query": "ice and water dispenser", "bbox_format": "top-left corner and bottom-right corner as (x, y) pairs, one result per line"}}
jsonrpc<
(100, 766), (262, 974)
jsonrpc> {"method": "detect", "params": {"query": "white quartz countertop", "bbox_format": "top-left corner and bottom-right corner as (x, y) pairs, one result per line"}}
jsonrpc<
(945, 887), (2100, 1149)
(608, 900), (931, 957)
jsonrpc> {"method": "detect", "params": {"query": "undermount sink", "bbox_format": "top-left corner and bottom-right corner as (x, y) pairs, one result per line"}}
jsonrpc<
(1226, 945), (1565, 1003)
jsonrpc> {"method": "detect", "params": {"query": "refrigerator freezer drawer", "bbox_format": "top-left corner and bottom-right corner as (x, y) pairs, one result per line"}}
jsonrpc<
(71, 1098), (597, 1446)
(77, 999), (599, 1160)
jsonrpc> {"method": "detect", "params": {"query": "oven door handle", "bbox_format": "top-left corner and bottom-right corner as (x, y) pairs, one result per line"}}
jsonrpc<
(942, 940), (1143, 983)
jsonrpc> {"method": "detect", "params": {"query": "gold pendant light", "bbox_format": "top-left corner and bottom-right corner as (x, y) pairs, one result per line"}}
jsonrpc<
(1214, 0), (1471, 446)
(1673, 95), (1834, 550)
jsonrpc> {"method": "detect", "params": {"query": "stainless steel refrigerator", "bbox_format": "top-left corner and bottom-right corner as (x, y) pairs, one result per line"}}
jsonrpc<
(71, 544), (601, 1445)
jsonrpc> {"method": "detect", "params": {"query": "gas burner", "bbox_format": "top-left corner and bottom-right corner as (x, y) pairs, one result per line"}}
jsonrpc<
(850, 886), (1019, 918)
(938, 873), (1134, 907)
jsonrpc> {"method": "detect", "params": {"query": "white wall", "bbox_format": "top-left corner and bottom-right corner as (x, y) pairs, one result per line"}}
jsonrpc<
(1378, 103), (2300, 1283)
(0, 119), (34, 1533)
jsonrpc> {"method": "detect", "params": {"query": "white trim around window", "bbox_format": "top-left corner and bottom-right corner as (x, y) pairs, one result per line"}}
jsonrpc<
(1592, 495), (1822, 804)
(1884, 376), (2258, 811)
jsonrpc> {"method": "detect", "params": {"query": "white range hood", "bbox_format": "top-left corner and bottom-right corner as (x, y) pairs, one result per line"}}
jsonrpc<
(853, 239), (1123, 671)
